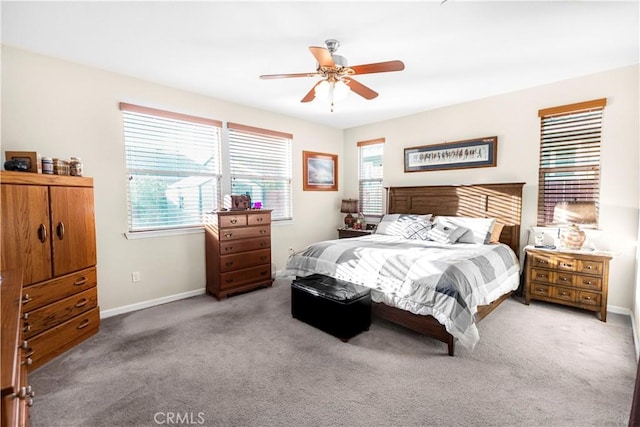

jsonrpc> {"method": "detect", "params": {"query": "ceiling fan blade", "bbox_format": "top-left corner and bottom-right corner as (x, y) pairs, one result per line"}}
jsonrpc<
(301, 81), (322, 103)
(309, 46), (335, 68)
(350, 60), (405, 75)
(260, 72), (320, 79)
(343, 77), (378, 100)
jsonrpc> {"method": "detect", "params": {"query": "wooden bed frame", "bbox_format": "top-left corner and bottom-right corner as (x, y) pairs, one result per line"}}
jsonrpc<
(372, 182), (525, 356)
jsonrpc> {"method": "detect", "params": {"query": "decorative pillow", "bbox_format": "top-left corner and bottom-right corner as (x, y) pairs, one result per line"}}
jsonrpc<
(375, 214), (432, 236)
(489, 222), (505, 244)
(426, 222), (467, 244)
(434, 216), (496, 244)
(402, 220), (433, 240)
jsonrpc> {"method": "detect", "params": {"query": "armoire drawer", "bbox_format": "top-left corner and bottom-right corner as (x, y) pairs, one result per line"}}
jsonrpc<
(23, 287), (98, 339)
(22, 267), (97, 311)
(219, 237), (270, 255)
(27, 307), (100, 370)
(220, 249), (271, 273)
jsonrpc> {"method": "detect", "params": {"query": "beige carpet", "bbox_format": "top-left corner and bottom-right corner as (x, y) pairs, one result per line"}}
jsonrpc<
(29, 278), (636, 426)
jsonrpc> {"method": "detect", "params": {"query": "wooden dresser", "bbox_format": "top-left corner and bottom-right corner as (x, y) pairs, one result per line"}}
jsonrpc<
(524, 246), (611, 321)
(204, 210), (273, 299)
(1, 270), (32, 427)
(1, 171), (100, 371)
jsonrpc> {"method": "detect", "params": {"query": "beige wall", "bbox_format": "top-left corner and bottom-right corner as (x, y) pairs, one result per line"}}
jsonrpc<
(2, 45), (638, 321)
(344, 64), (640, 314)
(1, 46), (344, 312)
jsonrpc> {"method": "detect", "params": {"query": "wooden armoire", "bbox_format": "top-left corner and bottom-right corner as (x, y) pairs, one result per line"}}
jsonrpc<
(0, 171), (100, 371)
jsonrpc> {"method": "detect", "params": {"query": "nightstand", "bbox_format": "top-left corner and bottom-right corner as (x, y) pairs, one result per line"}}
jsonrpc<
(524, 246), (612, 321)
(338, 228), (373, 239)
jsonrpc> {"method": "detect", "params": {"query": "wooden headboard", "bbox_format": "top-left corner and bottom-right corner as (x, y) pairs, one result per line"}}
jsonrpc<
(387, 182), (525, 255)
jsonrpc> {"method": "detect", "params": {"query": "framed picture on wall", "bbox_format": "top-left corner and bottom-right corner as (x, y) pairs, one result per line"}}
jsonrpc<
(404, 136), (498, 172)
(303, 150), (338, 191)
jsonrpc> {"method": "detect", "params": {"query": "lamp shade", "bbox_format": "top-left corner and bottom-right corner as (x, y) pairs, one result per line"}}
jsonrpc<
(553, 201), (597, 226)
(340, 199), (358, 214)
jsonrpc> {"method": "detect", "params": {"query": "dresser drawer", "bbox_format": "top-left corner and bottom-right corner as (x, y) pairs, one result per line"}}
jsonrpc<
(22, 267), (97, 311)
(552, 286), (576, 302)
(23, 287), (98, 339)
(531, 253), (555, 269)
(28, 307), (100, 370)
(248, 213), (271, 226)
(577, 291), (601, 307)
(219, 225), (270, 241)
(529, 283), (552, 298)
(530, 269), (553, 284)
(575, 274), (602, 291)
(220, 265), (271, 290)
(219, 237), (270, 255)
(555, 257), (577, 272)
(220, 249), (271, 273)
(577, 259), (603, 275)
(219, 214), (247, 228)
(554, 272), (575, 287)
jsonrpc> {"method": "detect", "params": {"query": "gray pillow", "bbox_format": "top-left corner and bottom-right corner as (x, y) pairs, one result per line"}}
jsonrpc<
(402, 220), (433, 240)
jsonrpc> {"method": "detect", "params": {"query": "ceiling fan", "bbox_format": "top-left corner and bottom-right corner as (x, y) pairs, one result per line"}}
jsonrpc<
(259, 39), (405, 110)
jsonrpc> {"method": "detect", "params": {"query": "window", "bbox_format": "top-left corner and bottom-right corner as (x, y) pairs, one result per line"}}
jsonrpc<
(120, 103), (222, 233)
(227, 122), (292, 221)
(537, 98), (606, 227)
(358, 138), (385, 217)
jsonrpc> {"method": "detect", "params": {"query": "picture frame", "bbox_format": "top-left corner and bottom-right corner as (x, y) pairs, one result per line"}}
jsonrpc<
(5, 150), (42, 173)
(404, 136), (498, 173)
(303, 150), (338, 191)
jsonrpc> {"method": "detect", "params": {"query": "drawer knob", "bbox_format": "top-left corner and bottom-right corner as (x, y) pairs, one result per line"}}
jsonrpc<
(75, 298), (89, 308)
(559, 291), (568, 296)
(560, 277), (568, 282)
(261, 242), (267, 247)
(22, 312), (29, 320)
(74, 277), (88, 286)
(225, 262), (233, 267)
(260, 230), (267, 235)
(22, 294), (32, 304)
(260, 256), (267, 261)
(225, 279), (233, 283)
(23, 324), (31, 333)
(22, 357), (33, 366)
(225, 247), (233, 252)
(584, 280), (593, 285)
(584, 296), (592, 300)
(260, 271), (267, 276)
(536, 288), (545, 292)
(20, 340), (29, 350)
(224, 233), (232, 238)
(586, 265), (593, 270)
(256, 218), (263, 222)
(230, 219), (238, 224)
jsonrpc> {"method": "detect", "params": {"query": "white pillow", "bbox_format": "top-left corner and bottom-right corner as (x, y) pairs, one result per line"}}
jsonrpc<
(402, 220), (433, 240)
(435, 216), (496, 244)
(375, 214), (432, 236)
(426, 222), (467, 244)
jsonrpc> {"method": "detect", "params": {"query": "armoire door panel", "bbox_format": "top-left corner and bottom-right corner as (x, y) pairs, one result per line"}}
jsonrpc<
(1, 184), (52, 284)
(49, 186), (97, 276)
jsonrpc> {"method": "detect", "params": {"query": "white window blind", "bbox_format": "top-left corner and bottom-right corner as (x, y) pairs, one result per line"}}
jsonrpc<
(358, 138), (385, 217)
(120, 103), (222, 232)
(537, 98), (606, 226)
(228, 122), (292, 221)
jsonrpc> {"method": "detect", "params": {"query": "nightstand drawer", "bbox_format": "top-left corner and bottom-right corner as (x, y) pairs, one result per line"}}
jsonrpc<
(554, 272), (575, 286)
(555, 257), (577, 272)
(531, 269), (553, 284)
(531, 254), (555, 269)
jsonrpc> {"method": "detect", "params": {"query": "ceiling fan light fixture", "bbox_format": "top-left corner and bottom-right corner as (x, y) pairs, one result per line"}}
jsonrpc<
(314, 79), (351, 105)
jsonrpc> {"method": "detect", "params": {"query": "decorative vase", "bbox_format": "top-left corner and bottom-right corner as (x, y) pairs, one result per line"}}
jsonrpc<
(560, 224), (586, 250)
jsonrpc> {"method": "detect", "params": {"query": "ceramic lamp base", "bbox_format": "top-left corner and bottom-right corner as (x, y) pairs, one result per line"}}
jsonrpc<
(560, 224), (586, 250)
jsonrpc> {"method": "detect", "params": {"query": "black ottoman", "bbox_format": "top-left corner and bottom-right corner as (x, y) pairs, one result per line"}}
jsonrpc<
(291, 274), (371, 342)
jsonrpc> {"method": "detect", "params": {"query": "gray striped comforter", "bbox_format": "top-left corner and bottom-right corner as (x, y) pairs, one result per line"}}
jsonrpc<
(283, 234), (520, 350)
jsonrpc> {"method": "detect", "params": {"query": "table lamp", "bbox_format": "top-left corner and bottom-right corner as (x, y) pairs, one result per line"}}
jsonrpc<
(553, 201), (597, 250)
(340, 199), (359, 229)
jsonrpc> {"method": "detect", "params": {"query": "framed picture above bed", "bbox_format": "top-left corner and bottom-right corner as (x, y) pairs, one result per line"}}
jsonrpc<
(404, 136), (497, 172)
(303, 150), (338, 191)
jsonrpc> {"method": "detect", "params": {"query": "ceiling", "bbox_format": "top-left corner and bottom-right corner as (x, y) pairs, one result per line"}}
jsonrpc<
(1, 1), (638, 129)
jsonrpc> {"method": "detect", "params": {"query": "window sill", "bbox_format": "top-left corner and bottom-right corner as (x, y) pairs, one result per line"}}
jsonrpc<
(124, 227), (204, 240)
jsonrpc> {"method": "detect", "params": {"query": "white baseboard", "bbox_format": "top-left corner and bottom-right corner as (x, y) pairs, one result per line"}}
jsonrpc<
(100, 288), (206, 319)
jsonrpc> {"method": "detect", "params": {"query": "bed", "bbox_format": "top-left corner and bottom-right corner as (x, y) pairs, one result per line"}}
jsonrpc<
(285, 182), (525, 356)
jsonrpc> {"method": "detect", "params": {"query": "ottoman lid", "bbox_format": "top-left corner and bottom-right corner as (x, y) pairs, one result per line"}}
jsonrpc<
(292, 274), (370, 302)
